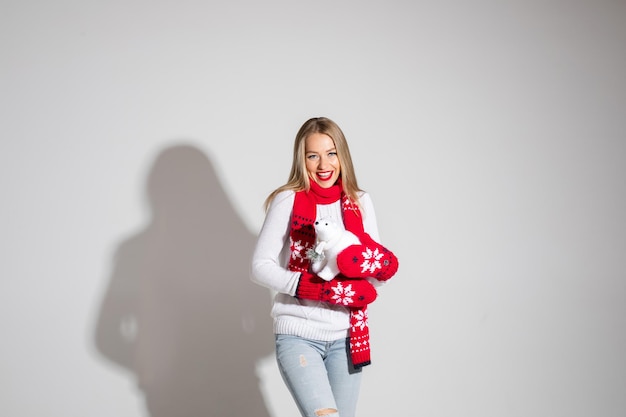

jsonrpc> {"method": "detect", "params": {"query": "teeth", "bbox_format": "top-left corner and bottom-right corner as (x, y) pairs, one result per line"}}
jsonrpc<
(318, 172), (332, 179)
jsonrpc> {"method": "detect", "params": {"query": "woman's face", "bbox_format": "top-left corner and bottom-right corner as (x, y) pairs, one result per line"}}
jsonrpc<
(304, 132), (341, 188)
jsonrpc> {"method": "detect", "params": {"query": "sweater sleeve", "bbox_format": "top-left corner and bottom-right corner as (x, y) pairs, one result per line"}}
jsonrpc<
(250, 190), (302, 296)
(359, 192), (381, 243)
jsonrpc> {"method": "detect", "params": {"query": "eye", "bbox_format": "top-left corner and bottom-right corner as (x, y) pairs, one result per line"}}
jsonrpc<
(328, 152), (337, 157)
(306, 154), (319, 160)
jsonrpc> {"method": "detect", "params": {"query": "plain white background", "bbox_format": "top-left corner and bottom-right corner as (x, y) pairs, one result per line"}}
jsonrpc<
(2, 1), (625, 416)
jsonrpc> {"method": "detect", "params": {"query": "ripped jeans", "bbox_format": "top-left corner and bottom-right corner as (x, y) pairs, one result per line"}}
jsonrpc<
(275, 334), (362, 417)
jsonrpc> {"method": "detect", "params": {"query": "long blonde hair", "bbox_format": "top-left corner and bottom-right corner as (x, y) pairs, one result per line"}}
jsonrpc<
(264, 117), (363, 211)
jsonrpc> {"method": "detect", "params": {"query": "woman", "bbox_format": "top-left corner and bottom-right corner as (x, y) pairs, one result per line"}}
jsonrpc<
(251, 117), (397, 417)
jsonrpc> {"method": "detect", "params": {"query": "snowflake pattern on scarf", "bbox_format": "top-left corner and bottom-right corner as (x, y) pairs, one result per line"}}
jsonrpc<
(351, 308), (368, 331)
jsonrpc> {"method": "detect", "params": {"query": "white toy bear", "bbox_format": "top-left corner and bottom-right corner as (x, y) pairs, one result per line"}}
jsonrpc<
(308, 217), (361, 281)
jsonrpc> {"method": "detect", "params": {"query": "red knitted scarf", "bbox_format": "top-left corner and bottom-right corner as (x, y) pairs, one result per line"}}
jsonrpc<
(288, 179), (372, 369)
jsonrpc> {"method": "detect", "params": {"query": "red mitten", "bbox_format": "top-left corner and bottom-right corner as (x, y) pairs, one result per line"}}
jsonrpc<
(337, 233), (399, 281)
(296, 272), (377, 308)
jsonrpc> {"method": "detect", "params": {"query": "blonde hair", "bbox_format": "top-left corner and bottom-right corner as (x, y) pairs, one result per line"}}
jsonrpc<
(264, 117), (363, 211)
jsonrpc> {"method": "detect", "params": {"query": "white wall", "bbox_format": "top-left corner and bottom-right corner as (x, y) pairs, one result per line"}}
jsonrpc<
(2, 1), (625, 416)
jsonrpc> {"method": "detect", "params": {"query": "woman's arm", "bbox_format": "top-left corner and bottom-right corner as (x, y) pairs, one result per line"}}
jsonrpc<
(250, 191), (302, 296)
(354, 192), (398, 284)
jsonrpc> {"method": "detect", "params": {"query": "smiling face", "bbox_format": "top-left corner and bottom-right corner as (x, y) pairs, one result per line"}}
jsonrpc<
(305, 132), (341, 188)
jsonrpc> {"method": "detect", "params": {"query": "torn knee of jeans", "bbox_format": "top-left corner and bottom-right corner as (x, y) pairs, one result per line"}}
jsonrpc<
(299, 354), (307, 367)
(315, 408), (337, 416)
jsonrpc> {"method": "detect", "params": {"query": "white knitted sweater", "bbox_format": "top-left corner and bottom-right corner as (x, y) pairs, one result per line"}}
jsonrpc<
(250, 190), (381, 341)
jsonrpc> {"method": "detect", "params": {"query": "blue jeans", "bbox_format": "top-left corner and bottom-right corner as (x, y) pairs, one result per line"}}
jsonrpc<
(275, 334), (362, 417)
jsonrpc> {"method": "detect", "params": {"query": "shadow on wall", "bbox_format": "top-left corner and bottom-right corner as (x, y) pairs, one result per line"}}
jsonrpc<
(93, 144), (274, 417)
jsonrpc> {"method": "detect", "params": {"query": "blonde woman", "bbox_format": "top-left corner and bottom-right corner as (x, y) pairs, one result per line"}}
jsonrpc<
(251, 117), (397, 417)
